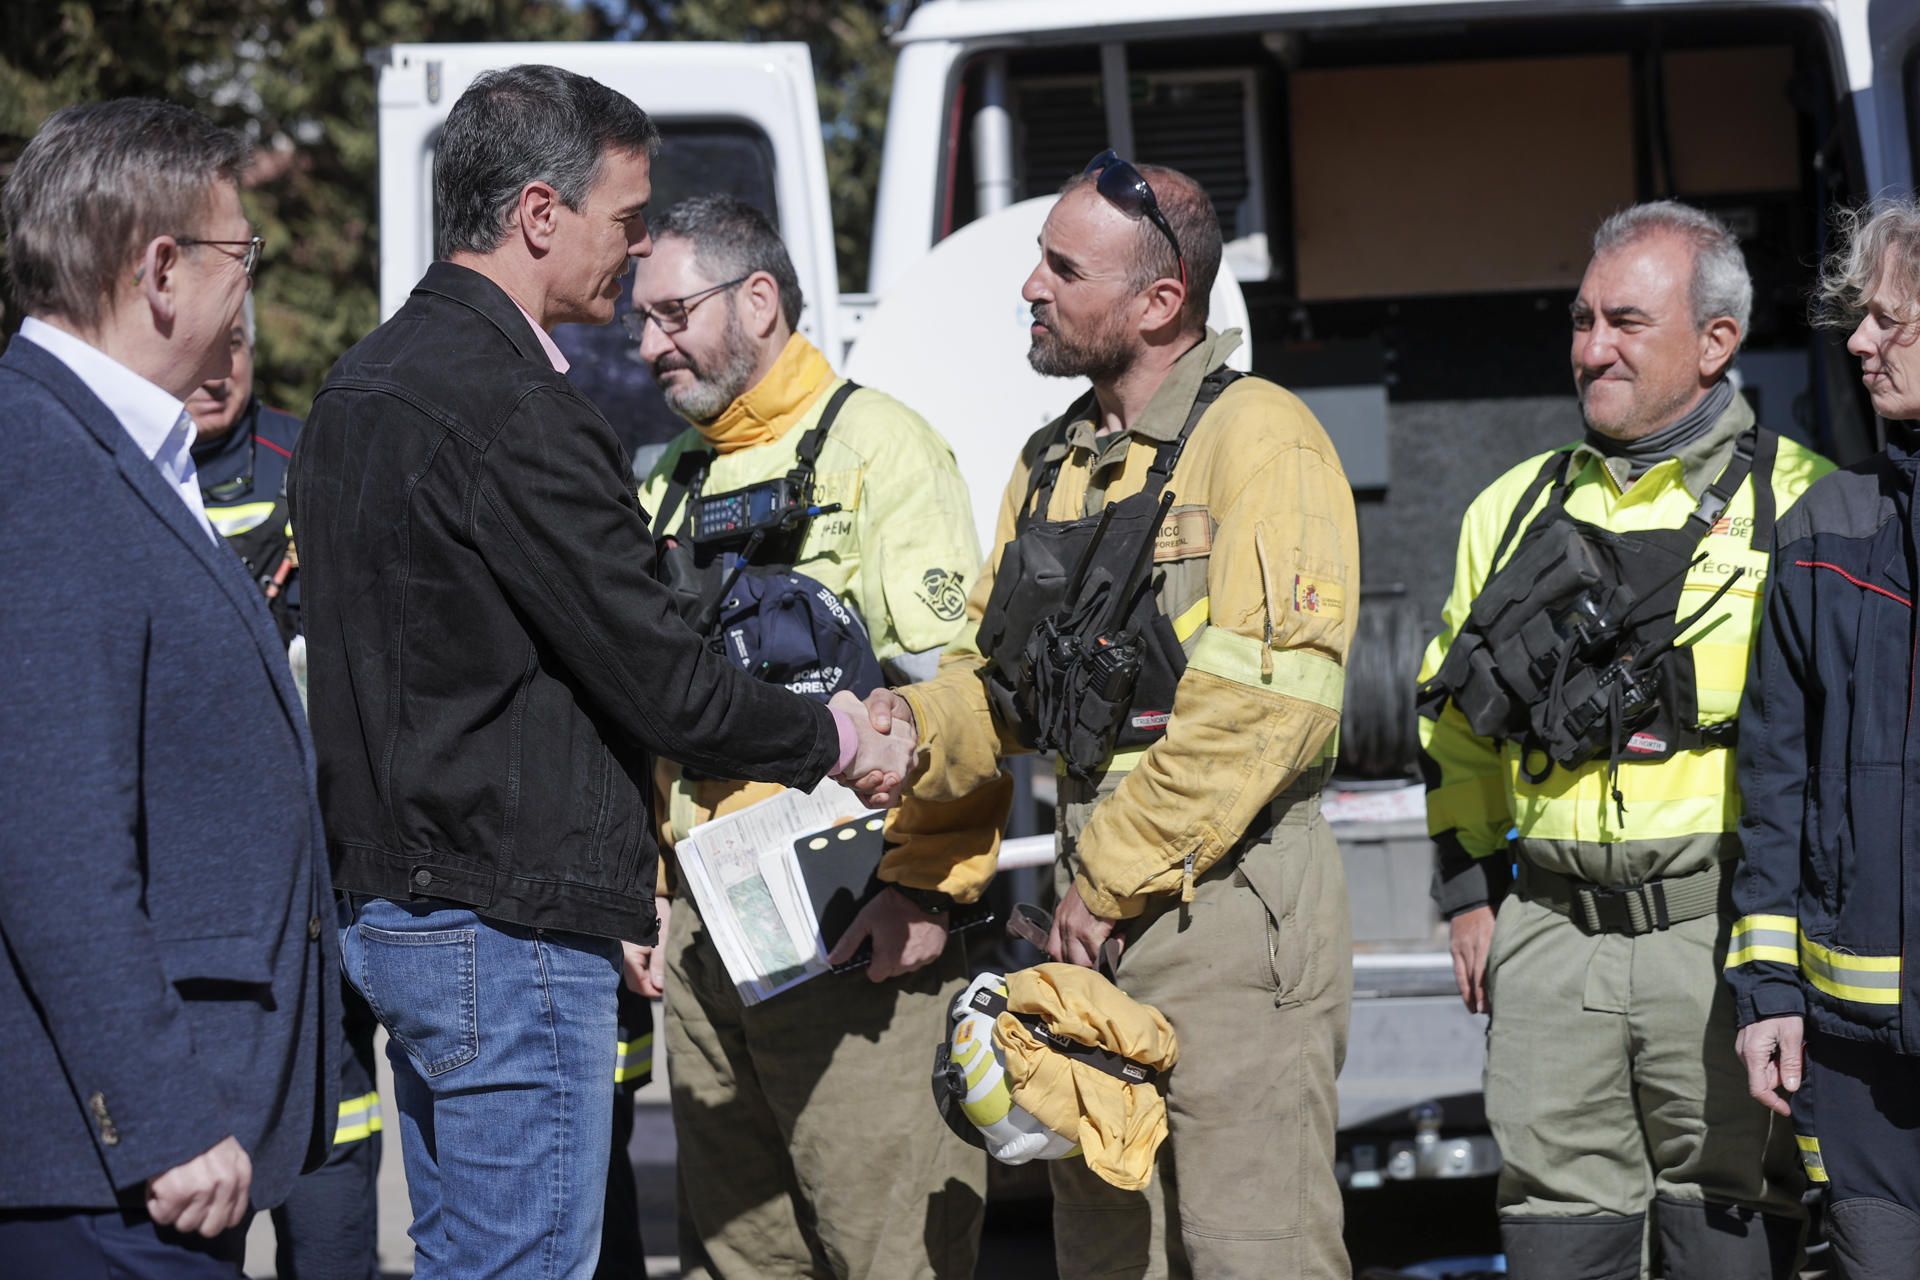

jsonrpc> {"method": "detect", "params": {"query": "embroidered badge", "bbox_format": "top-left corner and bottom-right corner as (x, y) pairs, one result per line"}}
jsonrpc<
(916, 568), (968, 621)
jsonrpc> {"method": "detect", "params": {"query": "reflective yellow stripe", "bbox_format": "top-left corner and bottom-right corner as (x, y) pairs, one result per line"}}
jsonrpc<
(614, 1033), (654, 1084)
(1800, 931), (1902, 1006)
(1172, 596), (1210, 643)
(1796, 1134), (1829, 1183)
(1187, 629), (1345, 713)
(207, 501), (277, 538)
(1056, 746), (1149, 778)
(1687, 639), (1757, 723)
(1424, 772), (1510, 838)
(1507, 747), (1736, 843)
(1726, 914), (1800, 969)
(332, 1090), (383, 1145)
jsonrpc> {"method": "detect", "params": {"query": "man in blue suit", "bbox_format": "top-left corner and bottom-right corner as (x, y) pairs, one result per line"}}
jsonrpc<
(0, 99), (338, 1277)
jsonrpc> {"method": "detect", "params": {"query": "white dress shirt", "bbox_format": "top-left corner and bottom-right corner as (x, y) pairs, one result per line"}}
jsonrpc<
(20, 316), (219, 543)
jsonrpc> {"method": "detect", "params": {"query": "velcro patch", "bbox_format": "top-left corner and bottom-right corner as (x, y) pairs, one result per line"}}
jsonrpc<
(1154, 506), (1213, 562)
(811, 470), (863, 512)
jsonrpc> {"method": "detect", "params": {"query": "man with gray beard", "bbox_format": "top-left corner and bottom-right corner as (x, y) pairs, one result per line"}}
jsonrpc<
(627, 195), (989, 1279)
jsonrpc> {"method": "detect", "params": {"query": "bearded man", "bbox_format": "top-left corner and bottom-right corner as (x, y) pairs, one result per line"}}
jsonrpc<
(863, 156), (1360, 1279)
(629, 194), (989, 1280)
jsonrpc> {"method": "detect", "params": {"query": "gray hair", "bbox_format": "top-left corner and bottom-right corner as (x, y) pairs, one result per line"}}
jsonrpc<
(1812, 198), (1920, 330)
(1592, 200), (1753, 339)
(3, 99), (248, 329)
(241, 292), (256, 346)
(650, 194), (802, 329)
(434, 64), (661, 259)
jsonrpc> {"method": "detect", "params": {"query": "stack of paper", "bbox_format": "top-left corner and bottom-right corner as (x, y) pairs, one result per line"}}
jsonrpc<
(675, 778), (885, 1005)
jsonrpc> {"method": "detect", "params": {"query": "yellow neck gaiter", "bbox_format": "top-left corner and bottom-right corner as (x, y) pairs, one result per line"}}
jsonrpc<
(697, 332), (836, 455)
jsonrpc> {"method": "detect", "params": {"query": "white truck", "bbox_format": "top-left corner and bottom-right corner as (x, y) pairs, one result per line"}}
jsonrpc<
(373, 0), (1920, 1212)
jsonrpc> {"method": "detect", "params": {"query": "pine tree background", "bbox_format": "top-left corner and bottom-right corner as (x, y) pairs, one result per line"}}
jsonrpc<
(0, 0), (905, 411)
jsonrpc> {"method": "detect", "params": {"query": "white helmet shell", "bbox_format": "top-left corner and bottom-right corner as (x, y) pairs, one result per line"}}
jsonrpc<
(945, 972), (1078, 1165)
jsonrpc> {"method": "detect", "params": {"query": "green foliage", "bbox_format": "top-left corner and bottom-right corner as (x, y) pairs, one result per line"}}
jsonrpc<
(1, 0), (903, 413)
(616, 1), (903, 297)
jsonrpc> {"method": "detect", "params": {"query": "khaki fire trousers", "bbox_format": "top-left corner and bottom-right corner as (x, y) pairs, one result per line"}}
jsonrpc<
(1485, 894), (1805, 1278)
(665, 892), (986, 1279)
(1049, 778), (1354, 1279)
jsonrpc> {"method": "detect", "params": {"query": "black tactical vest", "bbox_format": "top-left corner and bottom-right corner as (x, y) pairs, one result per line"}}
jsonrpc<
(1417, 426), (1778, 818)
(976, 368), (1242, 781)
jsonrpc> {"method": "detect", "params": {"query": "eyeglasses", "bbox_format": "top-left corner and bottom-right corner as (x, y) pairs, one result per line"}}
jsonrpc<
(1082, 150), (1186, 290)
(177, 235), (265, 280)
(622, 274), (751, 340)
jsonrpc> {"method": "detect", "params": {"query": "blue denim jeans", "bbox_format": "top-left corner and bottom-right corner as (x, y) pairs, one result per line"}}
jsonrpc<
(341, 897), (620, 1280)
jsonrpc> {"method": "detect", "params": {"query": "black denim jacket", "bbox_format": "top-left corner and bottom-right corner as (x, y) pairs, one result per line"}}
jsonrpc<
(290, 263), (838, 942)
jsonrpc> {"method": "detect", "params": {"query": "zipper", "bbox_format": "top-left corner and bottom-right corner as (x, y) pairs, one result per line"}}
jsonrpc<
(1253, 526), (1276, 678)
(1180, 848), (1198, 903)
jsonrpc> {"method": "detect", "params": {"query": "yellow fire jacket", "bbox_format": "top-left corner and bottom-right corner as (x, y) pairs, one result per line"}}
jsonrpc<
(895, 329), (1359, 916)
(638, 337), (986, 896)
(1419, 392), (1833, 913)
(996, 963), (1179, 1192)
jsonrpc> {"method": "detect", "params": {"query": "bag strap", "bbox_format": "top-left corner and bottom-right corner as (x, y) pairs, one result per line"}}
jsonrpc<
(966, 986), (1162, 1087)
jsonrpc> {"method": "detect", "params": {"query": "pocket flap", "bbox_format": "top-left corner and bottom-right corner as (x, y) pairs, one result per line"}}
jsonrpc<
(158, 934), (274, 986)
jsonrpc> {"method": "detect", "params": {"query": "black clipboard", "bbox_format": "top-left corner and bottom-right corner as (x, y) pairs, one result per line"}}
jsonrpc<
(790, 817), (995, 973)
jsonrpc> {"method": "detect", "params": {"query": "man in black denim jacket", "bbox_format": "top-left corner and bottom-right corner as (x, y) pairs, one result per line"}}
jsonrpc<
(290, 65), (907, 1277)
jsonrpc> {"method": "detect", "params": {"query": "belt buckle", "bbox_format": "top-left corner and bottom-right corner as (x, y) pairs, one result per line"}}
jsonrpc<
(1577, 881), (1668, 935)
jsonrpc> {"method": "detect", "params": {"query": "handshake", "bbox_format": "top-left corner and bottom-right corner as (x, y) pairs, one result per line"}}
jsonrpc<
(828, 688), (920, 809)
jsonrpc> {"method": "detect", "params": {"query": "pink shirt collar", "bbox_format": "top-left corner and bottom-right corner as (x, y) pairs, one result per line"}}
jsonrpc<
(512, 299), (571, 374)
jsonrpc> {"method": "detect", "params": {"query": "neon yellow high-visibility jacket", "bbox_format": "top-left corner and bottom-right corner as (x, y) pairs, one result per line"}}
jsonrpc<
(639, 368), (987, 897)
(1420, 393), (1833, 914)
(897, 329), (1359, 917)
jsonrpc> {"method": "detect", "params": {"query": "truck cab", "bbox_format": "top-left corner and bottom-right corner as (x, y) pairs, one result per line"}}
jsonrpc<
(374, 0), (1920, 1213)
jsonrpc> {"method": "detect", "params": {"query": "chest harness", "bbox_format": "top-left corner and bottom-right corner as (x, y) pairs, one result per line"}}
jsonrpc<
(1417, 426), (1778, 823)
(976, 368), (1241, 781)
(652, 383), (885, 723)
(654, 381), (861, 635)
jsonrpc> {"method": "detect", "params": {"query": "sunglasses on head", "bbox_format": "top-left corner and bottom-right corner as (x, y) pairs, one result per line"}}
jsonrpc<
(1083, 149), (1187, 290)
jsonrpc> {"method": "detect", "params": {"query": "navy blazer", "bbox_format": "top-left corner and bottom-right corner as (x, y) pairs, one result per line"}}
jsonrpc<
(0, 334), (337, 1210)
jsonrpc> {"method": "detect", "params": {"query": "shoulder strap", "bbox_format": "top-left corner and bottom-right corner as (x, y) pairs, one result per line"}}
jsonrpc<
(1018, 390), (1097, 533)
(1746, 429), (1780, 551)
(1142, 367), (1244, 500)
(1488, 450), (1576, 572)
(656, 445), (713, 540)
(1684, 424), (1761, 539)
(789, 379), (861, 480)
(1021, 367), (1244, 527)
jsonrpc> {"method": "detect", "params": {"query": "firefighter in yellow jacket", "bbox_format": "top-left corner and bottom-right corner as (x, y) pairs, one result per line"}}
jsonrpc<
(626, 196), (987, 1280)
(868, 157), (1357, 1280)
(1418, 202), (1831, 1279)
